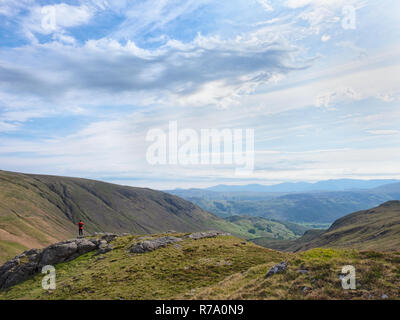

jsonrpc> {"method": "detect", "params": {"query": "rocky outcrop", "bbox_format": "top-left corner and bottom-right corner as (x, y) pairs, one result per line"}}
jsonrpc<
(129, 236), (182, 253)
(130, 231), (230, 254)
(265, 261), (288, 278)
(185, 231), (230, 240)
(0, 236), (117, 291)
(95, 240), (113, 255)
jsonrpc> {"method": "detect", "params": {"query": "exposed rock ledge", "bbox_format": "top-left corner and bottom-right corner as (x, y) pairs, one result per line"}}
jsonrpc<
(0, 234), (118, 291)
(129, 231), (231, 254)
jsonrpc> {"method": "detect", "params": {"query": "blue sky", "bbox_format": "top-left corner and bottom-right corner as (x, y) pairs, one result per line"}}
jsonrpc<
(0, 0), (399, 189)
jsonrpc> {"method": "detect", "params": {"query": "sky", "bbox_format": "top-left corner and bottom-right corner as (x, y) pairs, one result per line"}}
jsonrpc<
(0, 0), (399, 189)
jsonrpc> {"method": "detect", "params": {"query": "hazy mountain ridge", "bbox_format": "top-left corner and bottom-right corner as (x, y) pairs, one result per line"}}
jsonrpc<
(203, 179), (400, 193)
(167, 181), (400, 223)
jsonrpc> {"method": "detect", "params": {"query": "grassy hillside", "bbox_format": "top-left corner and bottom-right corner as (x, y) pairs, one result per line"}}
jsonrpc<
(190, 248), (400, 300)
(1, 234), (398, 300)
(222, 216), (309, 240)
(0, 170), (242, 263)
(253, 201), (400, 252)
(0, 234), (285, 300)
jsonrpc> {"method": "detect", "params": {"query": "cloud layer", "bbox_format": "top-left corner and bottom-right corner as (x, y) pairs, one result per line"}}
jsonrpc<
(0, 0), (399, 188)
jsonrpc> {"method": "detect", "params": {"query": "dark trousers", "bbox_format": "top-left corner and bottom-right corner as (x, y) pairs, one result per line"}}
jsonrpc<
(79, 229), (83, 236)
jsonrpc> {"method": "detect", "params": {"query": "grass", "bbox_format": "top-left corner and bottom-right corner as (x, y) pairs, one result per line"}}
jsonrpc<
(210, 216), (306, 240)
(191, 248), (400, 300)
(0, 234), (284, 300)
(0, 241), (28, 263)
(1, 235), (398, 300)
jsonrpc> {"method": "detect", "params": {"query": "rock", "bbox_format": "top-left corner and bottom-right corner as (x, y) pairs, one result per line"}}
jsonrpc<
(95, 241), (113, 256)
(76, 239), (97, 254)
(381, 294), (389, 299)
(130, 236), (182, 254)
(302, 286), (309, 293)
(185, 231), (230, 240)
(40, 241), (79, 266)
(0, 238), (101, 291)
(265, 261), (287, 278)
(297, 269), (309, 274)
(101, 233), (118, 242)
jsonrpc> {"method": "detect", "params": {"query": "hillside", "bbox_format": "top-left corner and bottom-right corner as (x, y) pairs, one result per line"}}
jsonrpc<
(253, 201), (400, 252)
(0, 233), (398, 300)
(0, 170), (237, 263)
(223, 216), (309, 240)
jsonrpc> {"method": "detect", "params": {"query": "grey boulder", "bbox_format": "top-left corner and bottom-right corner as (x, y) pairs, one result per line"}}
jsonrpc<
(266, 261), (288, 278)
(185, 231), (230, 240)
(130, 236), (182, 254)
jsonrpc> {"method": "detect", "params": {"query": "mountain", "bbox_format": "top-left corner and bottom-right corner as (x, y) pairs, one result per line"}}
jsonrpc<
(372, 182), (400, 195)
(253, 201), (400, 252)
(0, 170), (235, 263)
(205, 179), (400, 193)
(169, 190), (395, 223)
(1, 232), (398, 300)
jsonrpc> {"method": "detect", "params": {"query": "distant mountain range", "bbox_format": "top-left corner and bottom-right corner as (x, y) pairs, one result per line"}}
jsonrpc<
(203, 179), (400, 193)
(167, 180), (400, 223)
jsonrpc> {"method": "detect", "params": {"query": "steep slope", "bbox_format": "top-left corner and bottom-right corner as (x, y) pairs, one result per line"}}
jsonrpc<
(0, 170), (232, 263)
(254, 201), (400, 252)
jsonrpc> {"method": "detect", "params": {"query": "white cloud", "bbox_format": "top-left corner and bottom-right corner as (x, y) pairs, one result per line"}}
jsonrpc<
(256, 0), (274, 11)
(321, 34), (330, 42)
(367, 130), (399, 136)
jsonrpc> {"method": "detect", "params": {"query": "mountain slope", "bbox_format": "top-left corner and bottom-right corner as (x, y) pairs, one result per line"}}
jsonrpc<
(0, 170), (231, 263)
(1, 234), (398, 300)
(254, 201), (400, 252)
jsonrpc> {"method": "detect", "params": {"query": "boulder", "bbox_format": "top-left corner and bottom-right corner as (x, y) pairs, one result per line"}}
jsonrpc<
(130, 236), (182, 254)
(185, 231), (230, 240)
(297, 269), (309, 274)
(95, 240), (113, 255)
(0, 238), (101, 291)
(265, 261), (288, 278)
(101, 233), (118, 242)
(40, 241), (79, 266)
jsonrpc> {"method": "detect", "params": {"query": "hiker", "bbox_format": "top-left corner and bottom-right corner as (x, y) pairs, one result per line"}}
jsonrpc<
(77, 220), (85, 236)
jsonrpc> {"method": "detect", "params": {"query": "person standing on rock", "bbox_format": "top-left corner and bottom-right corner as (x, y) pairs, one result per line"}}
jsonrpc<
(77, 220), (85, 237)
